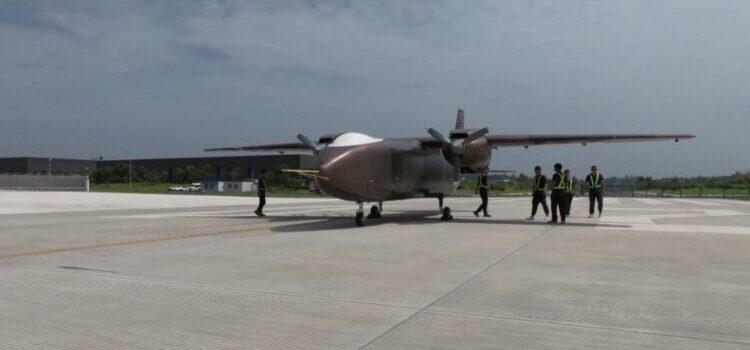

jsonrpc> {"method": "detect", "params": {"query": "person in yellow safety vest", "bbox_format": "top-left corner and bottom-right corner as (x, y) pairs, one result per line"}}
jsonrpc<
(526, 165), (549, 220)
(585, 165), (605, 218)
(564, 169), (576, 216)
(473, 170), (491, 217)
(549, 163), (567, 224)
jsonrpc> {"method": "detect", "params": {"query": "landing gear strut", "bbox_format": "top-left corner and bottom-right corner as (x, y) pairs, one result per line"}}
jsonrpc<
(355, 202), (365, 227)
(438, 194), (444, 213)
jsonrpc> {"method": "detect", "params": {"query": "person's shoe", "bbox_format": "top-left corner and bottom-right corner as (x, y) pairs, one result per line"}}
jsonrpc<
(598, 212), (602, 218)
(473, 211), (479, 218)
(547, 220), (558, 224)
(588, 214), (593, 218)
(561, 220), (566, 224)
(526, 216), (534, 221)
(483, 213), (492, 218)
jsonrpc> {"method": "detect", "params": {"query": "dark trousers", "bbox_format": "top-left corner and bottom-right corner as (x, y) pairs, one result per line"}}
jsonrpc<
(531, 191), (549, 216)
(551, 190), (567, 223)
(566, 193), (574, 215)
(589, 189), (603, 214)
(476, 188), (489, 215)
(256, 191), (266, 213)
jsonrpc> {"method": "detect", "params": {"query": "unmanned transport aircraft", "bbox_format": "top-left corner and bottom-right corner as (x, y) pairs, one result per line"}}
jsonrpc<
(207, 109), (694, 226)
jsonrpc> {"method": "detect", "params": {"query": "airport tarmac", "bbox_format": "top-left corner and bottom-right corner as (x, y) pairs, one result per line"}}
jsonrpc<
(1, 192), (749, 349)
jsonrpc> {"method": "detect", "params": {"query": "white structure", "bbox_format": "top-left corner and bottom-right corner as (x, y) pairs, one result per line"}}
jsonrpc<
(201, 181), (256, 193)
(0, 174), (89, 192)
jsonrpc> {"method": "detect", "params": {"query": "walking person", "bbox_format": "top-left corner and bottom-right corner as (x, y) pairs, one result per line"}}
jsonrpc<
(585, 165), (605, 218)
(527, 166), (549, 220)
(473, 170), (491, 217)
(564, 169), (576, 216)
(549, 163), (567, 224)
(255, 170), (268, 216)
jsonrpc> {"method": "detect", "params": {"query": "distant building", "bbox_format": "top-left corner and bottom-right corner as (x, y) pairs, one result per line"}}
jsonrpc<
(202, 181), (255, 193)
(0, 154), (315, 182)
(98, 154), (314, 182)
(0, 157), (96, 175)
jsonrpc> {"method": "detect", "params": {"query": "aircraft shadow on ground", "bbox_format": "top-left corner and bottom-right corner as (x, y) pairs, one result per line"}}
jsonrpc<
(195, 210), (629, 232)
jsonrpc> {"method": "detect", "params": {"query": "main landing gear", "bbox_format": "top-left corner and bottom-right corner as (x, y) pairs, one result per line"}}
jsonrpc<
(367, 201), (383, 219)
(355, 201), (383, 226)
(438, 194), (453, 221)
(354, 198), (452, 227)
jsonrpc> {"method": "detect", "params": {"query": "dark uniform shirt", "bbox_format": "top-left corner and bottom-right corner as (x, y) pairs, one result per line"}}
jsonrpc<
(552, 173), (565, 191)
(585, 173), (604, 190)
(477, 174), (489, 189)
(533, 175), (547, 192)
(257, 177), (267, 193)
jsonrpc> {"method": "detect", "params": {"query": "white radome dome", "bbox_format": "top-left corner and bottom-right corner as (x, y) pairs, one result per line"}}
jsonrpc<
(329, 132), (383, 147)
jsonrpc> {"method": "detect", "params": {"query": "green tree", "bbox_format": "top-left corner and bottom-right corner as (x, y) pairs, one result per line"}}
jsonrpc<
(229, 167), (245, 181)
(174, 167), (185, 184)
(185, 165), (198, 183)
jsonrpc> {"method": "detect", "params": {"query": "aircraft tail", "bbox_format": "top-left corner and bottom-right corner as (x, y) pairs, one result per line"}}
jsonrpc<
(455, 108), (465, 129)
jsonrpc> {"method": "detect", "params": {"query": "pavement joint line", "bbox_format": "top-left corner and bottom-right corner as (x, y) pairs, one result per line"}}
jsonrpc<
(425, 308), (750, 347)
(0, 223), (281, 261)
(1, 265), (422, 313)
(356, 226), (553, 350)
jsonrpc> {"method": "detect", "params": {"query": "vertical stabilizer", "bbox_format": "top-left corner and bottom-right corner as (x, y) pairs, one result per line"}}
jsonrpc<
(455, 108), (465, 129)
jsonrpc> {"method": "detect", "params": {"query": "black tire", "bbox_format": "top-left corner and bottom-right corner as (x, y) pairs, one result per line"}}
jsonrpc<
(441, 206), (453, 221)
(368, 205), (381, 219)
(355, 212), (365, 226)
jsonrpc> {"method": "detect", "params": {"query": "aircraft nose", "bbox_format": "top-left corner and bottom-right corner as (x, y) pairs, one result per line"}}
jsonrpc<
(318, 152), (347, 183)
(316, 149), (365, 200)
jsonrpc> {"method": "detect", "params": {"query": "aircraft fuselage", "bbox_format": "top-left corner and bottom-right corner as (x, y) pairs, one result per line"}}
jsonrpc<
(316, 138), (465, 202)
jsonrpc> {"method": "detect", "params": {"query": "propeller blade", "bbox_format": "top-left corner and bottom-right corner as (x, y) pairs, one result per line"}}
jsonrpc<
(463, 127), (489, 144)
(297, 134), (322, 151)
(452, 154), (461, 181)
(427, 128), (451, 145)
(427, 128), (461, 153)
(428, 128), (463, 180)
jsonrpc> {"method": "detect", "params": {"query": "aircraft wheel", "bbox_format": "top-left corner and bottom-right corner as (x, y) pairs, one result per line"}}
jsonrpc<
(441, 206), (453, 221)
(355, 212), (365, 226)
(367, 205), (381, 219)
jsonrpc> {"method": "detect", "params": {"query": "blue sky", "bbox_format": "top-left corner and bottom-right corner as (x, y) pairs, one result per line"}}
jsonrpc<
(1, 0), (749, 177)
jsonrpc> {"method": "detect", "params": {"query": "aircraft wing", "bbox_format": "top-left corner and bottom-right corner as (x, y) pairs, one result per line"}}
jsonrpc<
(205, 142), (311, 154)
(484, 134), (695, 148)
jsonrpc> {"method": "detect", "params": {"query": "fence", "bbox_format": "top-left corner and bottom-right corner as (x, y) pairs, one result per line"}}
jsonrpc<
(604, 183), (750, 198)
(0, 174), (90, 192)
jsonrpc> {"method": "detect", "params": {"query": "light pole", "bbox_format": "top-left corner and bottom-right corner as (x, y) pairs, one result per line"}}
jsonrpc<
(120, 149), (133, 190)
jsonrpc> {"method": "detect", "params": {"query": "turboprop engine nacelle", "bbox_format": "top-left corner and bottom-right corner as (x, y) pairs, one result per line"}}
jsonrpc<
(455, 137), (492, 173)
(442, 129), (492, 173)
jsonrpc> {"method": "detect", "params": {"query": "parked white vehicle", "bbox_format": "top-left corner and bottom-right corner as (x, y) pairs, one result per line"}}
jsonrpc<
(168, 185), (188, 192)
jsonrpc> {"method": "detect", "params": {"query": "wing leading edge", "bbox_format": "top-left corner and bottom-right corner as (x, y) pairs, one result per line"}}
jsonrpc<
(205, 142), (311, 154)
(484, 134), (695, 148)
(207, 133), (694, 152)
